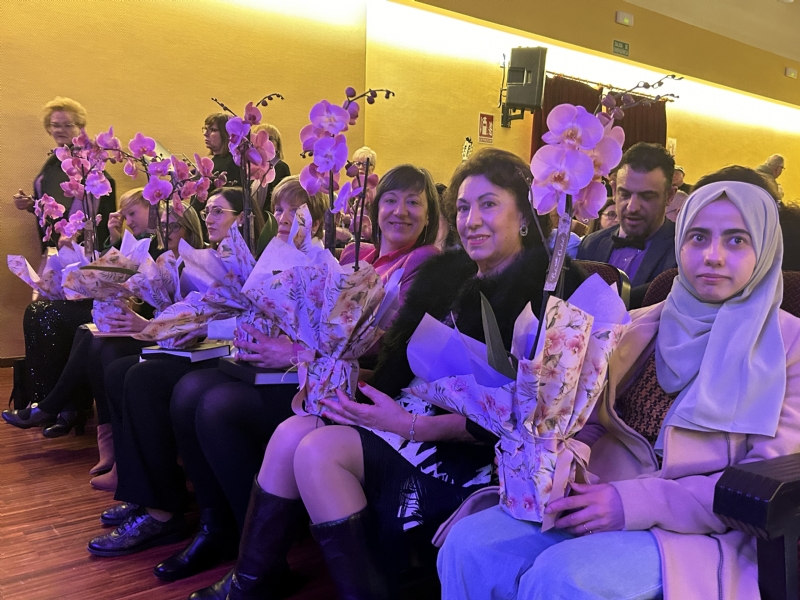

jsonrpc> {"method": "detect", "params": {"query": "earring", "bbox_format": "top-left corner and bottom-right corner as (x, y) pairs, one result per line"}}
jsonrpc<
(519, 225), (529, 237)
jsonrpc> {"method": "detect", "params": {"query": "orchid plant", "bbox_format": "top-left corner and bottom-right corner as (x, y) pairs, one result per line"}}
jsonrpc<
(299, 86), (394, 253)
(44, 127), (119, 256)
(212, 94), (284, 253)
(526, 74), (680, 356)
(117, 133), (225, 250)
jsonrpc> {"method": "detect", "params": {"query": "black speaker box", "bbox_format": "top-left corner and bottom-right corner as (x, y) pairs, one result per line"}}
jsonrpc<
(506, 47), (547, 110)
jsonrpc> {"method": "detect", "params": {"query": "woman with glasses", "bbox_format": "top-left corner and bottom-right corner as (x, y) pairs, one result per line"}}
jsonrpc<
(584, 198), (620, 236)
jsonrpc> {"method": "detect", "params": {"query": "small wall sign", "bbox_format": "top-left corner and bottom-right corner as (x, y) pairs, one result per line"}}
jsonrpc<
(613, 40), (630, 57)
(478, 113), (494, 144)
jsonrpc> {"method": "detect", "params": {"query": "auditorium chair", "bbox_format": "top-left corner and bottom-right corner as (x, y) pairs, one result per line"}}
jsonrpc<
(573, 260), (631, 309)
(643, 268), (800, 600)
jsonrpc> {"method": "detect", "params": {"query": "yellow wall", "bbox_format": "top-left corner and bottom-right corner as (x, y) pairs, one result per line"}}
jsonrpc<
(1, 0), (799, 357)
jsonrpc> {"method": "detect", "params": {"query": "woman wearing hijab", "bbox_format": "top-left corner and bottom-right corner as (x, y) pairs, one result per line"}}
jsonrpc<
(438, 178), (800, 600)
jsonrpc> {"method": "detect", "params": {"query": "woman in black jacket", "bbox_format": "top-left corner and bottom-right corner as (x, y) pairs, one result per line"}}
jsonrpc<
(203, 148), (585, 600)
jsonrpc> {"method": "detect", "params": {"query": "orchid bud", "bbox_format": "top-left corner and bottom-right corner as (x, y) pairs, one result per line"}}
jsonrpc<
(345, 87), (356, 98)
(622, 94), (634, 106)
(366, 96), (375, 105)
(601, 95), (616, 109)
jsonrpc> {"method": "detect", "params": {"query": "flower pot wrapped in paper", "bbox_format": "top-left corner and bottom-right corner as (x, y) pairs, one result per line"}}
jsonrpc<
(7, 242), (89, 301)
(243, 227), (403, 416)
(406, 274), (630, 531)
(134, 226), (255, 348)
(62, 232), (153, 331)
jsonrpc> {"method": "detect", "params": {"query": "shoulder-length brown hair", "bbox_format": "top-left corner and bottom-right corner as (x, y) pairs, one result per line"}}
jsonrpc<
(369, 164), (440, 252)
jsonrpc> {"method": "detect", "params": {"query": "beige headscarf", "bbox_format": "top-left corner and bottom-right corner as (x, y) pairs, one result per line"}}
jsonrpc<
(655, 181), (785, 445)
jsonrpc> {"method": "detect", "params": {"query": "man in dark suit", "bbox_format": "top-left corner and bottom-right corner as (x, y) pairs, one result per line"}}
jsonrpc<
(577, 142), (677, 307)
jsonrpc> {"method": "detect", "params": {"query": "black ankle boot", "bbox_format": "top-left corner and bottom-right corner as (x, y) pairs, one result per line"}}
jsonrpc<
(188, 569), (232, 600)
(228, 479), (305, 600)
(154, 509), (238, 582)
(42, 408), (89, 437)
(310, 508), (391, 600)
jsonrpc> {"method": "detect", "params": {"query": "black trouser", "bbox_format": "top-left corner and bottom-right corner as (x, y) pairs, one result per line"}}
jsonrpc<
(106, 356), (217, 512)
(172, 369), (296, 532)
(23, 299), (93, 405)
(38, 329), (147, 423)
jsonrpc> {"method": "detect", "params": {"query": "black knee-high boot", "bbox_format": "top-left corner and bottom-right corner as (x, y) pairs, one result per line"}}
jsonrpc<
(310, 507), (391, 600)
(227, 480), (305, 600)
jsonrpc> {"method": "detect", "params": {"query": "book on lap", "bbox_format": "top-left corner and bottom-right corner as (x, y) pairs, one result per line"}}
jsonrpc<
(217, 357), (299, 385)
(83, 323), (136, 338)
(140, 342), (232, 363)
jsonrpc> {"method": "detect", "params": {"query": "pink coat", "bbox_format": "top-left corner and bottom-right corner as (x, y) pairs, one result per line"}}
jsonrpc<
(581, 301), (800, 600)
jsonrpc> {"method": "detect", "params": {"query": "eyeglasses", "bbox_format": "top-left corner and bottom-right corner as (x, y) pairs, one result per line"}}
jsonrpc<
(600, 210), (618, 221)
(201, 127), (220, 135)
(49, 122), (76, 130)
(200, 206), (238, 221)
(161, 222), (183, 234)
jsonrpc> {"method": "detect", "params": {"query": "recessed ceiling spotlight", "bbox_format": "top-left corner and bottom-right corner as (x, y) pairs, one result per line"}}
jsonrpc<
(776, 0), (795, 4)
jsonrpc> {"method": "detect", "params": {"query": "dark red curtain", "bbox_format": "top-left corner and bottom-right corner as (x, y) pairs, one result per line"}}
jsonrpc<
(616, 96), (667, 151)
(530, 76), (602, 159)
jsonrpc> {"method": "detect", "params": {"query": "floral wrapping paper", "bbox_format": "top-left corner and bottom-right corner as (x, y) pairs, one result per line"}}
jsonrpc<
(243, 221), (402, 415)
(134, 227), (256, 348)
(7, 243), (89, 300)
(406, 274), (630, 530)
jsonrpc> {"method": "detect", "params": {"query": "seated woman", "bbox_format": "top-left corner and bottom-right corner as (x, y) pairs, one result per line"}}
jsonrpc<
(207, 148), (583, 600)
(438, 178), (798, 600)
(84, 186), (268, 561)
(4, 187), (155, 425)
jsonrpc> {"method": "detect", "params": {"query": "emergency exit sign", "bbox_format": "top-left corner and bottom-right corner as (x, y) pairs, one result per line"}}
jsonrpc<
(613, 40), (630, 57)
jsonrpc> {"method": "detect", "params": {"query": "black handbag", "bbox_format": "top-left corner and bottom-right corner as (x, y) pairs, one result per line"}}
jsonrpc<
(8, 358), (29, 410)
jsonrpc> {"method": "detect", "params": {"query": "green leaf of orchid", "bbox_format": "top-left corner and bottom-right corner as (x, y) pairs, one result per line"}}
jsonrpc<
(480, 292), (517, 379)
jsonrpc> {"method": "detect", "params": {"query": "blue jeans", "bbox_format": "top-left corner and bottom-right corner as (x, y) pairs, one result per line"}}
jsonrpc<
(438, 505), (662, 600)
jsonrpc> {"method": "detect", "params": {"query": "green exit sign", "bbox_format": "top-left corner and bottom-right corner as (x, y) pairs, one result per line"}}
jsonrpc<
(613, 40), (630, 57)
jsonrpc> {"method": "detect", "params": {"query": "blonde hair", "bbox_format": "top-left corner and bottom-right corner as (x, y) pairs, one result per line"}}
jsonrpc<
(176, 205), (205, 249)
(271, 176), (326, 239)
(252, 123), (284, 160)
(352, 146), (377, 171)
(118, 188), (148, 212)
(42, 97), (88, 131)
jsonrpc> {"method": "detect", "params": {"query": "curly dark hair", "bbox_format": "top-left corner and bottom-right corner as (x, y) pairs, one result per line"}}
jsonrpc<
(692, 165), (781, 202)
(443, 148), (551, 249)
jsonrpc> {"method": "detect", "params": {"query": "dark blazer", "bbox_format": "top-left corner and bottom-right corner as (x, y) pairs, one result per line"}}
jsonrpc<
(577, 219), (677, 288)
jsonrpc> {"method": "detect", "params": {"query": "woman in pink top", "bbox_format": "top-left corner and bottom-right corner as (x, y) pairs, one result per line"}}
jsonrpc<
(339, 163), (441, 304)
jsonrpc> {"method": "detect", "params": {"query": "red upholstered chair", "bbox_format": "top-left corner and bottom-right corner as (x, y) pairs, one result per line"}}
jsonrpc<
(640, 268), (678, 307)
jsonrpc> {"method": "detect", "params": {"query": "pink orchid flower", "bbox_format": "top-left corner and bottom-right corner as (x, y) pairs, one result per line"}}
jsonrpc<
(123, 158), (138, 179)
(60, 180), (85, 199)
(72, 130), (91, 150)
(213, 173), (227, 189)
(61, 157), (90, 179)
(147, 159), (171, 177)
(321, 169), (341, 194)
(96, 126), (122, 162)
(195, 177), (211, 203)
(300, 164), (324, 195)
(85, 172), (112, 197)
(129, 133), (157, 159)
(312, 135), (348, 172)
(573, 180), (608, 221)
(194, 154), (215, 178)
(530, 145), (594, 215)
(170, 156), (190, 182)
(54, 146), (72, 162)
(244, 102), (262, 126)
(585, 135), (623, 178)
(171, 197), (186, 217)
(226, 118), (251, 147)
(179, 180), (197, 200)
(334, 182), (355, 213)
(300, 124), (325, 154)
(310, 100), (350, 136)
(143, 177), (173, 205)
(542, 104), (604, 151)
(252, 164), (276, 185)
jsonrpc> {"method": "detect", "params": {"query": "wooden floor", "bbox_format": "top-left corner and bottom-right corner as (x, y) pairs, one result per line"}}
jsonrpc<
(0, 368), (339, 600)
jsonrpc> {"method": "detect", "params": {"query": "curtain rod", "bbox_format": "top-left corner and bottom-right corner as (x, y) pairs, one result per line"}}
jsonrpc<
(545, 71), (673, 102)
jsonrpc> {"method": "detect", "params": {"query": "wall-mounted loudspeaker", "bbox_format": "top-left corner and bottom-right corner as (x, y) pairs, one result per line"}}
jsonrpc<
(506, 47), (547, 110)
(502, 46), (547, 128)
